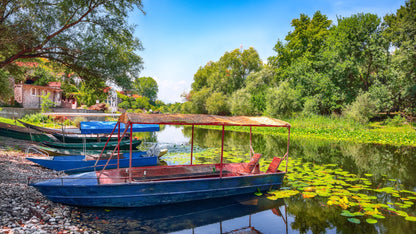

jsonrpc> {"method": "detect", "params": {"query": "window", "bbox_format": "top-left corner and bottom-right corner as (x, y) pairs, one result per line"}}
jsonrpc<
(31, 88), (36, 96)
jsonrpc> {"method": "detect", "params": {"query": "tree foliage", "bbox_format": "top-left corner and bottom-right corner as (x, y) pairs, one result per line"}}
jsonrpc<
(183, 3), (416, 117)
(0, 0), (144, 100)
(132, 77), (158, 104)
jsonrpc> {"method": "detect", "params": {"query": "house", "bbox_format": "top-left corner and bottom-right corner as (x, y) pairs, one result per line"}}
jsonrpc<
(14, 82), (62, 108)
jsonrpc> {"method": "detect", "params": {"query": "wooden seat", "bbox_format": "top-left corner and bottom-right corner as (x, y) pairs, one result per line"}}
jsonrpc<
(243, 153), (262, 173)
(266, 157), (282, 173)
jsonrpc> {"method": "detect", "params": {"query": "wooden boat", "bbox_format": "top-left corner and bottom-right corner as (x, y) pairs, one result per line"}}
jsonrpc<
(0, 122), (52, 142)
(51, 132), (128, 143)
(42, 139), (142, 150)
(31, 113), (291, 208)
(34, 145), (131, 156)
(20, 120), (159, 143)
(26, 152), (157, 173)
(18, 120), (81, 134)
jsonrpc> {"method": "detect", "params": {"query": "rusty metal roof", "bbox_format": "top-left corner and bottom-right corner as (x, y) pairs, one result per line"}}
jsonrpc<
(119, 113), (290, 128)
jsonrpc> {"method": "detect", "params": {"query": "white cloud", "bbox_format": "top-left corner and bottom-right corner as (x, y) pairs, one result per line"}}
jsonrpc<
(154, 77), (189, 103)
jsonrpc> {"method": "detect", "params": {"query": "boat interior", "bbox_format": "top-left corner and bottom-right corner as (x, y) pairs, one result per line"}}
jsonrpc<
(97, 154), (284, 184)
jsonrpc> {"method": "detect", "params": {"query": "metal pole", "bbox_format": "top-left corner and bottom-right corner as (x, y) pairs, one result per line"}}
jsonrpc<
(286, 127), (290, 173)
(250, 126), (252, 158)
(220, 125), (225, 178)
(190, 125), (194, 165)
(129, 122), (133, 183)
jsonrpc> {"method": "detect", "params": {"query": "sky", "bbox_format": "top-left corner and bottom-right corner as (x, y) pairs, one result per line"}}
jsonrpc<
(128, 0), (405, 104)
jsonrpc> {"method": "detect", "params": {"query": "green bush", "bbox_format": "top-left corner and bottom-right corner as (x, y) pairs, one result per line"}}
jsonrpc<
(265, 81), (301, 118)
(302, 96), (320, 116)
(72, 116), (86, 128)
(206, 92), (229, 115)
(21, 113), (48, 124)
(229, 89), (254, 116)
(343, 92), (376, 124)
(384, 115), (406, 126)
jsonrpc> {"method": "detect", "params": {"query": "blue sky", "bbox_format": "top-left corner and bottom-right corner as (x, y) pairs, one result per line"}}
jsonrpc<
(129, 0), (404, 103)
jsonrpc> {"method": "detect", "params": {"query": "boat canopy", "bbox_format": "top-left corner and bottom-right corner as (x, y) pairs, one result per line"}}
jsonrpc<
(119, 113), (291, 128)
(80, 121), (160, 134)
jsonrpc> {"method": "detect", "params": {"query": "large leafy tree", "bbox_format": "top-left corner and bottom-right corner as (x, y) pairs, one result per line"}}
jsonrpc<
(268, 11), (332, 76)
(0, 0), (144, 100)
(383, 0), (416, 113)
(132, 76), (158, 104)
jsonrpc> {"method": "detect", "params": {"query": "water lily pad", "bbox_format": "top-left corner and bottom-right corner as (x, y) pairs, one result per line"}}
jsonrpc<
(341, 210), (354, 217)
(366, 218), (378, 224)
(372, 214), (385, 219)
(254, 192), (263, 196)
(347, 218), (361, 224)
(405, 216), (416, 222)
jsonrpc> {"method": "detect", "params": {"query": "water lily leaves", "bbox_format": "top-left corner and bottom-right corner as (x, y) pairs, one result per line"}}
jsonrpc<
(302, 192), (317, 198)
(372, 214), (386, 219)
(282, 158), (415, 225)
(405, 216), (416, 222)
(254, 191), (263, 196)
(341, 210), (354, 217)
(347, 218), (361, 224)
(267, 189), (299, 200)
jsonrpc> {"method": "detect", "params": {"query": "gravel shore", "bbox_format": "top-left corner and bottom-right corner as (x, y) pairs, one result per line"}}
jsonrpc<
(0, 137), (98, 234)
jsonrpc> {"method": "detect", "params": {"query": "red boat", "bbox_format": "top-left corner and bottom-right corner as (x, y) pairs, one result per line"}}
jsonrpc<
(31, 113), (291, 207)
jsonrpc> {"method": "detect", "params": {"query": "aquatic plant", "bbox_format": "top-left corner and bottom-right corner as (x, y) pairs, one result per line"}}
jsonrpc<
(267, 158), (416, 225)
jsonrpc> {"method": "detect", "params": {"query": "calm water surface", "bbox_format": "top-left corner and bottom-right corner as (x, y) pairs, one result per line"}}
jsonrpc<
(73, 126), (416, 233)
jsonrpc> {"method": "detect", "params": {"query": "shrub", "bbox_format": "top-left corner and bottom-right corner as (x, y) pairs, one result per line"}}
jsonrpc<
(206, 92), (230, 115)
(265, 81), (301, 118)
(384, 115), (406, 126)
(229, 89), (254, 116)
(72, 117), (86, 128)
(302, 96), (320, 116)
(343, 92), (376, 124)
(40, 93), (54, 113)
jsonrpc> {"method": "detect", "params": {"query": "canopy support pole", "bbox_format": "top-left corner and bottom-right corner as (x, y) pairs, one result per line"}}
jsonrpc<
(190, 125), (194, 165)
(117, 121), (120, 169)
(129, 122), (133, 183)
(249, 126), (253, 158)
(286, 126), (291, 173)
(220, 125), (225, 178)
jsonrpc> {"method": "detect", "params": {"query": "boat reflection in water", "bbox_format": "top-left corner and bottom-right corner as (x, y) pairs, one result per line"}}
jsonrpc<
(75, 194), (288, 233)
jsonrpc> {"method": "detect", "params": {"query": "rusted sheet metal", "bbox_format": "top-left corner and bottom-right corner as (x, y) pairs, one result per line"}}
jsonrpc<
(119, 113), (291, 128)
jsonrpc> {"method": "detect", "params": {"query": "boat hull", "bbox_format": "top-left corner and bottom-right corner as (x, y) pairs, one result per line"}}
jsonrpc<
(31, 170), (285, 207)
(0, 123), (52, 142)
(26, 152), (156, 173)
(42, 139), (141, 150)
(51, 133), (128, 143)
(35, 145), (133, 156)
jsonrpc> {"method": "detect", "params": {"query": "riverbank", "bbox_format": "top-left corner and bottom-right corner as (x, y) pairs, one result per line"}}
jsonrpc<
(196, 115), (416, 147)
(0, 138), (98, 234)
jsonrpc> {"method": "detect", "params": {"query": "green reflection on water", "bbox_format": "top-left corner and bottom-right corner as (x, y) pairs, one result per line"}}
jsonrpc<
(156, 126), (416, 233)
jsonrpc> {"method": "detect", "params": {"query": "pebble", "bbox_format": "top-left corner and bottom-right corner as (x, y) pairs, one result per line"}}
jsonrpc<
(0, 146), (100, 234)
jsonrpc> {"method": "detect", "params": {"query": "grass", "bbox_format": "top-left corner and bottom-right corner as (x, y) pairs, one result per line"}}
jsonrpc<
(196, 115), (416, 147)
(0, 117), (23, 126)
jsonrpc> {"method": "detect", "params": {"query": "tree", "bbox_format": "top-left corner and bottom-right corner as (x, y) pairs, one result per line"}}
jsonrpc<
(206, 92), (229, 115)
(265, 81), (301, 118)
(132, 77), (158, 104)
(268, 11), (332, 75)
(383, 0), (416, 114)
(324, 13), (387, 104)
(0, 0), (144, 100)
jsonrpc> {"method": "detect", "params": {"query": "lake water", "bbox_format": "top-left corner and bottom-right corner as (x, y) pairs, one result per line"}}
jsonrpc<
(73, 125), (416, 233)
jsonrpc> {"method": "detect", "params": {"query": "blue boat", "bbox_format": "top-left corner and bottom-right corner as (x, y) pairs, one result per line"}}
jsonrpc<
(31, 113), (291, 208)
(26, 152), (157, 173)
